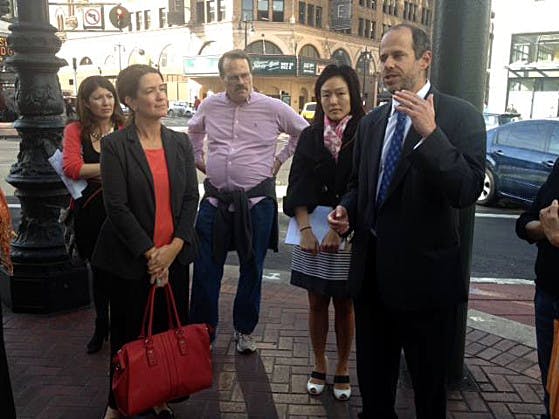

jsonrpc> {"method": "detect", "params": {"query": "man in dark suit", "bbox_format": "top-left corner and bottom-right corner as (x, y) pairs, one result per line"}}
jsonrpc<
(328, 24), (486, 418)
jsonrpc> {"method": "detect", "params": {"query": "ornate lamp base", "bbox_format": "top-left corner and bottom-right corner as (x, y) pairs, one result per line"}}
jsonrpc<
(0, 262), (89, 313)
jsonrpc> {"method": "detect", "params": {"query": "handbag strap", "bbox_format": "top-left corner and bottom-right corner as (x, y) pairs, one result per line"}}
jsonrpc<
(139, 282), (183, 339)
(164, 283), (183, 328)
(139, 285), (157, 338)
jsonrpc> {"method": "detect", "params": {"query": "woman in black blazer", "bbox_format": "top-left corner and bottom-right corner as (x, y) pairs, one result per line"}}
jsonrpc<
(283, 65), (365, 401)
(92, 64), (198, 419)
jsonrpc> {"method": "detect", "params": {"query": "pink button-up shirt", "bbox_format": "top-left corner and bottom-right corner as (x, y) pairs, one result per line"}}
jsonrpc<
(188, 91), (308, 205)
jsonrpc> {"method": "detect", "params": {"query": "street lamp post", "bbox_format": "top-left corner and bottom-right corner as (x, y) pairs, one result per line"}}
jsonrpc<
(360, 48), (372, 109)
(0, 0), (89, 312)
(115, 43), (125, 71)
(238, 19), (254, 50)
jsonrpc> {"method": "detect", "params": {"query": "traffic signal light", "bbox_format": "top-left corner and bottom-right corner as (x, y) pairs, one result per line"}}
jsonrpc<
(109, 5), (130, 30)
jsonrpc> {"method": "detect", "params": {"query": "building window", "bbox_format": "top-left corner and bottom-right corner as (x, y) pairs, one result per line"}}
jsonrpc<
(299, 44), (320, 58)
(421, 8), (431, 26)
(370, 20), (376, 39)
(242, 0), (253, 20)
(144, 10), (151, 29)
(207, 0), (216, 22)
(307, 4), (314, 26)
(136, 11), (143, 30)
(370, 0), (377, 9)
(159, 8), (167, 27)
(258, 0), (269, 20)
(332, 49), (351, 66)
(272, 0), (284, 21)
(246, 40), (283, 54)
(510, 33), (559, 64)
(359, 0), (365, 6)
(56, 12), (64, 31)
(358, 18), (364, 37)
(315, 6), (322, 27)
(384, 0), (397, 16)
(218, 0), (226, 21)
(299, 2), (306, 24)
(196, 1), (205, 23)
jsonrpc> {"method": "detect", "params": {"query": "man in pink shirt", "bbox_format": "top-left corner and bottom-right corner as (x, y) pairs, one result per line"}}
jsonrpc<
(188, 49), (308, 353)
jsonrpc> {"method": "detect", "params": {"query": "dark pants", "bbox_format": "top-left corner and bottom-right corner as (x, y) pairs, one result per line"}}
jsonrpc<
(534, 287), (559, 419)
(189, 198), (275, 337)
(354, 274), (455, 419)
(0, 303), (16, 419)
(107, 262), (189, 409)
(91, 265), (109, 333)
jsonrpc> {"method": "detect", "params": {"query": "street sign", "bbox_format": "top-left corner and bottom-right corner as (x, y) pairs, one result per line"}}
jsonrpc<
(83, 6), (104, 30)
(84, 8), (101, 27)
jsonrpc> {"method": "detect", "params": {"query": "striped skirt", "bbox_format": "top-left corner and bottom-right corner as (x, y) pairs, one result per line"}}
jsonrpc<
(289, 244), (351, 298)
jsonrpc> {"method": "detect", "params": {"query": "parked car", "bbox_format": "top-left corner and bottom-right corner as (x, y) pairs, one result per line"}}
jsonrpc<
(483, 112), (521, 130)
(478, 119), (559, 207)
(300, 101), (316, 122)
(168, 101), (195, 118)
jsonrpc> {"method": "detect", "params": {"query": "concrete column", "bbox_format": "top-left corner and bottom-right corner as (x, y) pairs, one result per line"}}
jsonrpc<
(430, 0), (491, 383)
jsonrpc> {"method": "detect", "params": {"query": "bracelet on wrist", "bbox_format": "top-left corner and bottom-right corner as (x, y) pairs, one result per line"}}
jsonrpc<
(299, 225), (311, 232)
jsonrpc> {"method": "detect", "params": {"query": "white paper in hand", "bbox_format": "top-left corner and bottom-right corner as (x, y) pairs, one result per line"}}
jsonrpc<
(285, 206), (345, 250)
(48, 149), (87, 199)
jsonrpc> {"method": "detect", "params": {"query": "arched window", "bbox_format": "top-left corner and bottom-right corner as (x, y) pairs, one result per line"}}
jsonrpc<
(331, 49), (351, 66)
(246, 40), (283, 55)
(299, 44), (320, 59)
(55, 9), (65, 31)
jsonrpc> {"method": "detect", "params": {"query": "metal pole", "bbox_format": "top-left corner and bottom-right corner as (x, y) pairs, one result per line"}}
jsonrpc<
(361, 50), (367, 106)
(0, 0), (89, 312)
(244, 21), (248, 50)
(117, 43), (123, 71)
(430, 0), (491, 384)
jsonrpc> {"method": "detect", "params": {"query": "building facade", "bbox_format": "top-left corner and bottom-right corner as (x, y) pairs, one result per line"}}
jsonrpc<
(49, 0), (433, 111)
(487, 0), (559, 119)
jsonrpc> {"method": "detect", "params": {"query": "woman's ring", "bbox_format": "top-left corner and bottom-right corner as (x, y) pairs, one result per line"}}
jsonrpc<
(156, 278), (163, 286)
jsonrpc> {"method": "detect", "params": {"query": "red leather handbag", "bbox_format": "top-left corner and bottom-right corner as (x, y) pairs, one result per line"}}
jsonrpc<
(112, 283), (212, 416)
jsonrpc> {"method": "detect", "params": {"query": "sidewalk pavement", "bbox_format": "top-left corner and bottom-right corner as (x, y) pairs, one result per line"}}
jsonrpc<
(3, 266), (545, 418)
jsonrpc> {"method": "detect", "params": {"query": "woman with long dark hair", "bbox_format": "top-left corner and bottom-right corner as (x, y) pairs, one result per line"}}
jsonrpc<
(284, 64), (365, 401)
(62, 76), (125, 354)
(92, 64), (199, 419)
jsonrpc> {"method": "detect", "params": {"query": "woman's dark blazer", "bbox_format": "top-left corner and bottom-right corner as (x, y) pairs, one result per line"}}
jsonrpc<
(92, 124), (199, 280)
(283, 118), (358, 217)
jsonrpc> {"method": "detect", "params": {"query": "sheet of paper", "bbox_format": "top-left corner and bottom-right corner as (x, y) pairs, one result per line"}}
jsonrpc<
(285, 205), (345, 250)
(48, 149), (87, 199)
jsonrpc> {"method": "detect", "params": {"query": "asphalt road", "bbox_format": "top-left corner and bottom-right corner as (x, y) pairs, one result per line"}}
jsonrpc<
(1, 116), (538, 282)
